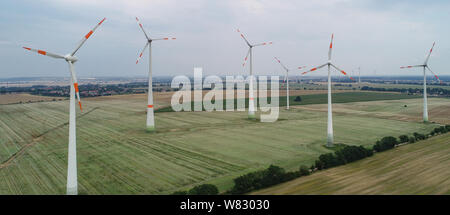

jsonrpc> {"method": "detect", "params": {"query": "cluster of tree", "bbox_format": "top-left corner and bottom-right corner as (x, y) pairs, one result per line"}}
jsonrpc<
(361, 86), (450, 97)
(314, 145), (373, 170)
(229, 165), (302, 194)
(172, 184), (219, 195)
(374, 125), (450, 152)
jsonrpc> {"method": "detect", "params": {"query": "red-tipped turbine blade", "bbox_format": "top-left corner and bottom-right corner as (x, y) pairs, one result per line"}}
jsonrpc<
(242, 48), (250, 67)
(136, 42), (149, 64)
(71, 17), (106, 56)
(237, 29), (251, 47)
(426, 66), (442, 84)
(136, 17), (150, 41)
(424, 42), (435, 65)
(301, 63), (327, 75)
(400, 65), (422, 69)
(328, 33), (334, 61)
(22, 47), (64, 59)
(254, 42), (273, 46)
(153, 37), (176, 41)
(274, 57), (288, 71)
(330, 63), (354, 81)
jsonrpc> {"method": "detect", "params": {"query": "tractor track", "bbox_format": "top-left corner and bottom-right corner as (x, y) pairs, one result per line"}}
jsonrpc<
(0, 107), (99, 169)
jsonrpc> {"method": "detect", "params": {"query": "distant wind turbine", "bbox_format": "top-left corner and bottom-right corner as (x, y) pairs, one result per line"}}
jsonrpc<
(237, 29), (272, 119)
(358, 66), (361, 88)
(23, 18), (106, 195)
(274, 57), (306, 109)
(135, 17), (176, 131)
(301, 34), (354, 147)
(400, 42), (441, 122)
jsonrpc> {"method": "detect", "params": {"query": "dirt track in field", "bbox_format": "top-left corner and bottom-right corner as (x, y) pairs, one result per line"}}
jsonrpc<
(0, 107), (99, 169)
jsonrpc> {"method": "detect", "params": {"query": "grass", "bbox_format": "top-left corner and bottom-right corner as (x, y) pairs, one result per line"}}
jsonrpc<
(0, 92), (446, 194)
(252, 133), (450, 194)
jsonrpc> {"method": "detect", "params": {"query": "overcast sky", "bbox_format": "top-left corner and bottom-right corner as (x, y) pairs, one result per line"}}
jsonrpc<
(0, 0), (449, 79)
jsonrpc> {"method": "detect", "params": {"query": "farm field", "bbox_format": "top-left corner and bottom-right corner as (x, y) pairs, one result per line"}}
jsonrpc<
(0, 93), (62, 105)
(0, 92), (446, 194)
(252, 133), (450, 195)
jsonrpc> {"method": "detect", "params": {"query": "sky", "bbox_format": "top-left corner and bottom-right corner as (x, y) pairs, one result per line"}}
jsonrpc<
(0, 0), (449, 79)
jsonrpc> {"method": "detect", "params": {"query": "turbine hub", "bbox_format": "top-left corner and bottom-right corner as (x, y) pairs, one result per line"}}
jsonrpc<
(65, 55), (78, 63)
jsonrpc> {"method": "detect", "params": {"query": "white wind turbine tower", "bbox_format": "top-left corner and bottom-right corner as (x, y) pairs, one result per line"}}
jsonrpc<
(135, 17), (176, 131)
(358, 66), (361, 88)
(301, 34), (354, 147)
(400, 42), (441, 122)
(274, 57), (306, 109)
(23, 18), (106, 195)
(237, 29), (272, 119)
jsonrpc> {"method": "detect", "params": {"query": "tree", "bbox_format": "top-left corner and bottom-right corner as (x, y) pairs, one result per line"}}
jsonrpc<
(399, 135), (409, 143)
(408, 136), (416, 143)
(373, 136), (398, 152)
(299, 165), (310, 176)
(413, 132), (426, 140)
(188, 184), (219, 195)
(261, 165), (286, 187)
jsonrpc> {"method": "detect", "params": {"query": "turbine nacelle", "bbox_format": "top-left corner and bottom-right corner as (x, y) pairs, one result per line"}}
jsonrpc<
(65, 55), (78, 63)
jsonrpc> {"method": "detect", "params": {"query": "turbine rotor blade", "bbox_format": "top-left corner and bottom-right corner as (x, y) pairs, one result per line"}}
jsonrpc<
(71, 18), (106, 56)
(301, 63), (327, 75)
(331, 63), (354, 81)
(237, 29), (251, 47)
(253, 41), (272, 47)
(23, 47), (64, 59)
(68, 62), (83, 112)
(400, 65), (423, 69)
(424, 42), (435, 65)
(152, 37), (176, 41)
(136, 17), (151, 41)
(242, 48), (250, 67)
(328, 34), (334, 61)
(426, 66), (442, 84)
(297, 66), (306, 70)
(274, 57), (288, 71)
(136, 42), (149, 64)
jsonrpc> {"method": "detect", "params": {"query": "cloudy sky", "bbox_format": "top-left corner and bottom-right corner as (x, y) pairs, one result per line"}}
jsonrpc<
(0, 0), (449, 79)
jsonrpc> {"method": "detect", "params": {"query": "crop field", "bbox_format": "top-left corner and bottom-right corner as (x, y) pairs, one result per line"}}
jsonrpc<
(0, 93), (62, 105)
(252, 133), (450, 195)
(0, 92), (446, 194)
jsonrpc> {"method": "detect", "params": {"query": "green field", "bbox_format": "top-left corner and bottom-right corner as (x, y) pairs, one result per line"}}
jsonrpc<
(0, 92), (447, 194)
(253, 133), (450, 194)
(159, 91), (421, 112)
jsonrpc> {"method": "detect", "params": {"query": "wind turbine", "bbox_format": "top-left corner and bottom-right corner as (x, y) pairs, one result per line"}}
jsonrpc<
(23, 18), (106, 195)
(274, 57), (306, 109)
(400, 42), (441, 122)
(135, 17), (176, 131)
(358, 66), (361, 88)
(237, 29), (272, 119)
(301, 34), (354, 147)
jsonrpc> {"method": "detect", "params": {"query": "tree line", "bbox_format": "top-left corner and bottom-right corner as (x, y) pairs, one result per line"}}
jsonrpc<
(361, 86), (450, 97)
